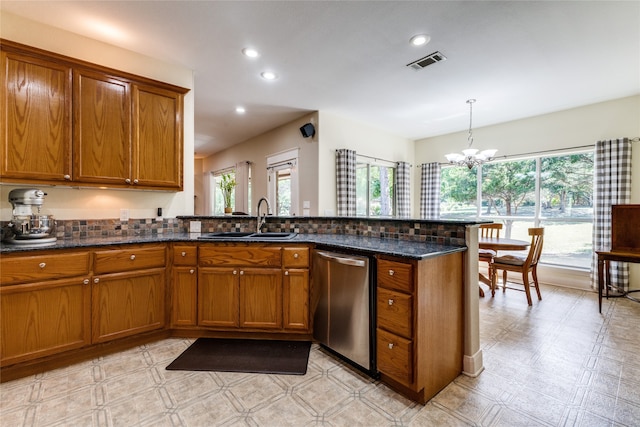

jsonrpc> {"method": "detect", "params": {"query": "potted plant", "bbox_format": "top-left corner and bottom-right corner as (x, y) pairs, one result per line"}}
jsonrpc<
(219, 173), (236, 214)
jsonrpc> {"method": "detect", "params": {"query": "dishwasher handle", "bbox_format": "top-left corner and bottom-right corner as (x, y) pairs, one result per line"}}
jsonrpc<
(315, 251), (367, 267)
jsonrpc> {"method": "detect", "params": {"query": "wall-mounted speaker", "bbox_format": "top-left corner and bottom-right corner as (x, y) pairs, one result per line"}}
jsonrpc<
(300, 123), (315, 138)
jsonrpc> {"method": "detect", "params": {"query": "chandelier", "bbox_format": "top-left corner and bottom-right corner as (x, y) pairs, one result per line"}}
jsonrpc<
(445, 99), (497, 169)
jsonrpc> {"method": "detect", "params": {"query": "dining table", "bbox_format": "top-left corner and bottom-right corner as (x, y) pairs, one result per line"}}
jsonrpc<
(478, 236), (530, 296)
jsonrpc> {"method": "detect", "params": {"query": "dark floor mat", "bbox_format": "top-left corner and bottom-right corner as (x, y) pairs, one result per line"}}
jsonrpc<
(166, 338), (311, 375)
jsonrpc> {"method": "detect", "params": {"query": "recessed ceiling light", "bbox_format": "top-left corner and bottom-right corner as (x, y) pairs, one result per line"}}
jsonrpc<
(410, 34), (430, 46)
(242, 48), (259, 58)
(260, 71), (278, 81)
(235, 106), (246, 114)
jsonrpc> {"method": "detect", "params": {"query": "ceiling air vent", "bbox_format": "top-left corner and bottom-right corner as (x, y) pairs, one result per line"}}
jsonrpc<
(407, 51), (447, 70)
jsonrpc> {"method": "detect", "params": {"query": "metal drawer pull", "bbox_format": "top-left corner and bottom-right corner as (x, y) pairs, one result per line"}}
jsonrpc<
(389, 269), (395, 276)
(293, 253), (299, 259)
(388, 343), (394, 349)
(181, 252), (187, 257)
(39, 262), (46, 268)
(388, 299), (394, 305)
(130, 255), (136, 260)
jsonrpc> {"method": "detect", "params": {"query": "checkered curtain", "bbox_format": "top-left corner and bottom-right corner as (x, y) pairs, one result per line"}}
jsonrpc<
(419, 162), (441, 219)
(591, 138), (632, 291)
(396, 161), (411, 218)
(336, 149), (356, 216)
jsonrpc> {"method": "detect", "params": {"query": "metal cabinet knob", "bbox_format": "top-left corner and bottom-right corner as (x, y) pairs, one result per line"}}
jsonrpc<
(233, 270), (238, 275)
(388, 299), (394, 306)
(293, 253), (299, 259)
(130, 254), (136, 260)
(181, 251), (187, 257)
(284, 271), (289, 276)
(239, 271), (244, 275)
(388, 343), (394, 349)
(94, 278), (100, 284)
(125, 178), (131, 184)
(83, 279), (90, 285)
(64, 174), (71, 180)
(189, 269), (195, 274)
(133, 179), (139, 184)
(388, 269), (395, 276)
(38, 262), (46, 269)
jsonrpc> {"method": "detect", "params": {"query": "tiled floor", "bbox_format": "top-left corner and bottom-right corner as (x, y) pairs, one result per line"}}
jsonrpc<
(1, 284), (639, 426)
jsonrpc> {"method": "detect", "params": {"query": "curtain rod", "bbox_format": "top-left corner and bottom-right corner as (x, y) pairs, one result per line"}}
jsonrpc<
(355, 153), (397, 165)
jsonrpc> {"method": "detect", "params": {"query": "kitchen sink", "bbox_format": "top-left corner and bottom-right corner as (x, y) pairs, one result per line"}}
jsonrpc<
(251, 232), (298, 239)
(198, 231), (298, 240)
(198, 231), (255, 239)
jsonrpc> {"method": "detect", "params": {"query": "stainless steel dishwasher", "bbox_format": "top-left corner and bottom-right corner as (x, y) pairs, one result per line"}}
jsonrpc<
(312, 249), (375, 375)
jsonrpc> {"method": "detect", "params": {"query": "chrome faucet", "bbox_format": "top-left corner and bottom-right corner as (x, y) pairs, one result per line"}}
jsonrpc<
(256, 197), (272, 233)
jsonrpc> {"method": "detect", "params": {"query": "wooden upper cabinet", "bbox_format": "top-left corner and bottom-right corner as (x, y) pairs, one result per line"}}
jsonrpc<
(1, 50), (72, 181)
(0, 40), (188, 191)
(73, 69), (131, 185)
(133, 84), (183, 189)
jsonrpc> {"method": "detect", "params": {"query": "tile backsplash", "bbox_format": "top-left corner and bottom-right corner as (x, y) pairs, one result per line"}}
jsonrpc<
(0, 216), (470, 246)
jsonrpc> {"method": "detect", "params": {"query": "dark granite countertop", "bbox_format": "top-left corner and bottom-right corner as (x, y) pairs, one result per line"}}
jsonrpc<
(0, 232), (466, 260)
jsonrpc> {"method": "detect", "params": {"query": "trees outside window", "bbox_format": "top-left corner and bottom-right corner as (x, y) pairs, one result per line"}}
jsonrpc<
(441, 152), (594, 269)
(356, 161), (395, 217)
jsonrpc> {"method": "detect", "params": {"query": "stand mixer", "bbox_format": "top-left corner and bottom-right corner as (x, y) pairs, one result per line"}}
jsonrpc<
(3, 188), (57, 245)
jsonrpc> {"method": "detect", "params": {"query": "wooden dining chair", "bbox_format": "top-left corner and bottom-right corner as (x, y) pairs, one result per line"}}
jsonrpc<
(491, 227), (544, 306)
(479, 223), (503, 289)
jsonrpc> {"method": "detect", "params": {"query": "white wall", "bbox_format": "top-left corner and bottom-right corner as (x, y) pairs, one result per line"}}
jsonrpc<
(317, 111), (416, 215)
(202, 113), (319, 215)
(415, 95), (640, 289)
(0, 12), (195, 220)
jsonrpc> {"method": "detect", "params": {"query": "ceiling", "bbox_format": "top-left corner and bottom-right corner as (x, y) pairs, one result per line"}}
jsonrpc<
(2, 1), (639, 158)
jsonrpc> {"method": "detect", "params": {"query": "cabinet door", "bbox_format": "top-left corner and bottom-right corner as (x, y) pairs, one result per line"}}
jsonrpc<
(1, 277), (90, 366)
(198, 268), (239, 328)
(132, 84), (183, 189)
(171, 266), (197, 327)
(239, 268), (282, 329)
(1, 51), (72, 182)
(74, 69), (131, 185)
(283, 268), (309, 331)
(92, 268), (165, 343)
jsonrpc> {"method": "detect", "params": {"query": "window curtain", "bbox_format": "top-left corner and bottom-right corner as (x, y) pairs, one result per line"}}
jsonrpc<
(336, 149), (356, 216)
(591, 138), (632, 291)
(396, 161), (411, 218)
(234, 161), (251, 214)
(419, 162), (441, 219)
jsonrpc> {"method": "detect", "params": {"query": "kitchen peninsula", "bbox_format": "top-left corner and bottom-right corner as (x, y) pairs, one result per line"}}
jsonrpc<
(0, 216), (480, 404)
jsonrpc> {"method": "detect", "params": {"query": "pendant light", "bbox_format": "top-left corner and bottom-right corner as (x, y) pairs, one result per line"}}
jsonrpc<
(445, 99), (497, 169)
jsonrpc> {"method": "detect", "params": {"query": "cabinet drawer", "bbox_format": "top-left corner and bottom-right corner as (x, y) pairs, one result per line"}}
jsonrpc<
(283, 247), (309, 268)
(377, 259), (413, 292)
(377, 288), (412, 339)
(1, 252), (90, 286)
(173, 245), (197, 265)
(93, 245), (166, 274)
(199, 246), (281, 267)
(377, 328), (413, 385)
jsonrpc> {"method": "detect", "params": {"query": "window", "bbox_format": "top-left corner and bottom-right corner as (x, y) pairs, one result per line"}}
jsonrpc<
(211, 170), (235, 215)
(267, 149), (299, 216)
(356, 158), (395, 217)
(441, 151), (594, 269)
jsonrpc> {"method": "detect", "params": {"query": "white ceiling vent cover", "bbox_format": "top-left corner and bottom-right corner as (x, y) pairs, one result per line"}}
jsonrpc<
(407, 51), (447, 70)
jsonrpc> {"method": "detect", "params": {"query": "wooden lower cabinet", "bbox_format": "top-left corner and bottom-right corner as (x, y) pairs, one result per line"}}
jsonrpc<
(239, 268), (282, 329)
(283, 268), (309, 330)
(376, 252), (464, 404)
(0, 277), (91, 366)
(198, 267), (239, 328)
(91, 268), (166, 343)
(171, 266), (198, 327)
